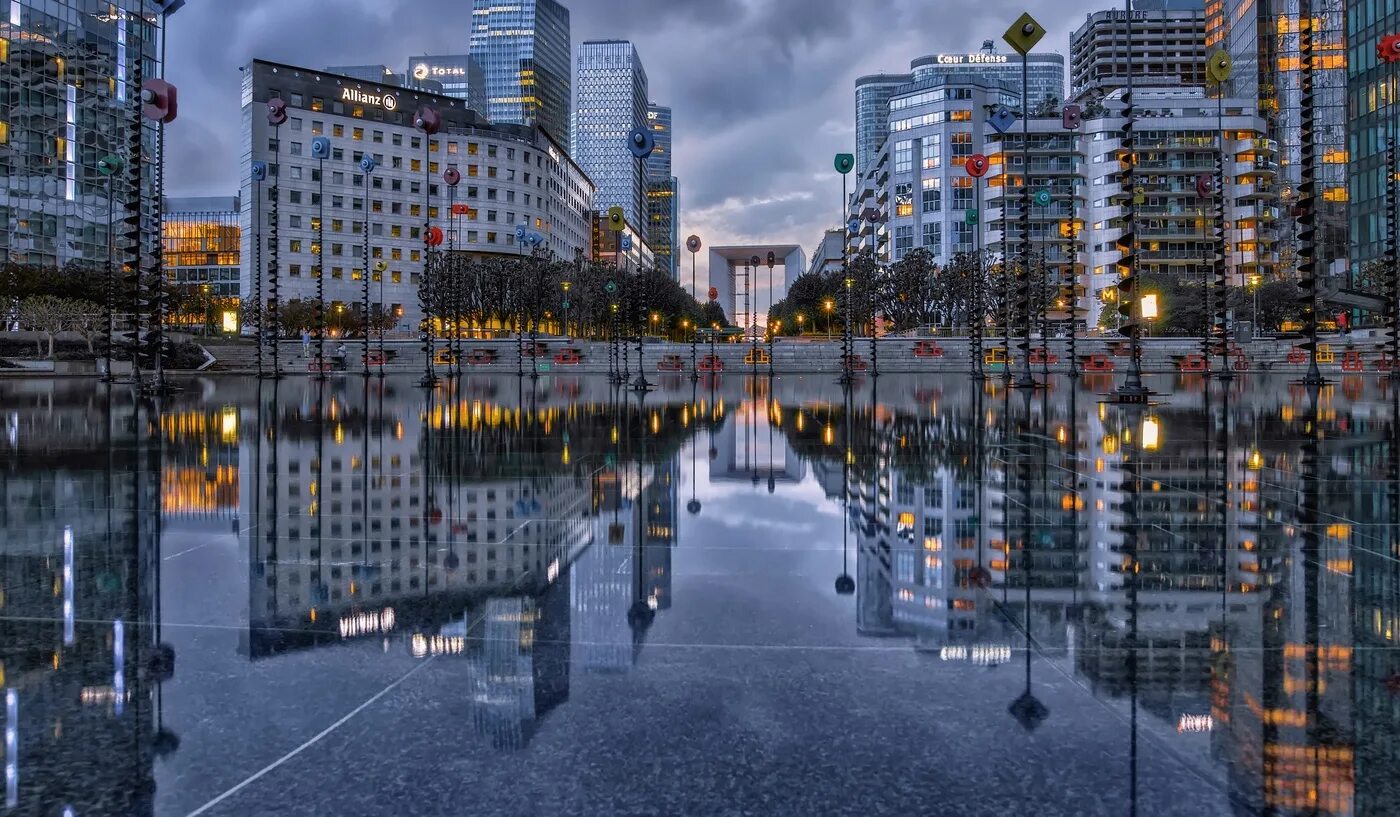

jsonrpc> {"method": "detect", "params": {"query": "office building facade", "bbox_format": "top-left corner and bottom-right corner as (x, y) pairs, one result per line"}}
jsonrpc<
(239, 60), (594, 330)
(469, 0), (571, 152)
(883, 78), (1018, 266)
(1069, 4), (1208, 98)
(1, 0), (181, 270)
(855, 73), (914, 179)
(645, 103), (678, 278)
(909, 49), (1065, 111)
(855, 46), (1063, 187)
(163, 196), (240, 298)
(1210, 0), (1348, 275)
(574, 41), (651, 231)
(1347, 3), (1399, 277)
(406, 54), (488, 114)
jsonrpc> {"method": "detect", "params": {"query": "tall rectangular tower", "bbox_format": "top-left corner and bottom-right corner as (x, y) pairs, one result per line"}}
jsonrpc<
(469, 0), (571, 152)
(574, 41), (651, 230)
(646, 103), (678, 278)
(0, 0), (181, 270)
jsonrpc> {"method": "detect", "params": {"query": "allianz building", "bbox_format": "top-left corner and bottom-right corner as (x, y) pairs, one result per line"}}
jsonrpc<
(239, 59), (595, 330)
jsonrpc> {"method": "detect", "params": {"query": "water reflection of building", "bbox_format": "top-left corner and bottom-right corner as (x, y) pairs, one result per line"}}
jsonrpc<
(160, 404), (241, 523)
(468, 578), (571, 750)
(709, 400), (806, 486)
(0, 383), (169, 815)
(239, 382), (592, 658)
(572, 457), (678, 669)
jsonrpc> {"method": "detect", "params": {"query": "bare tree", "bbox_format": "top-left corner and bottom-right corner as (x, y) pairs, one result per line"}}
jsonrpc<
(18, 295), (68, 358)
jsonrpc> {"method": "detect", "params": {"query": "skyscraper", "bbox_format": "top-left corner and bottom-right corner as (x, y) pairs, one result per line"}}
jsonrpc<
(1210, 0), (1349, 275)
(1346, 2), (1399, 277)
(574, 40), (650, 230)
(1, 0), (182, 269)
(855, 73), (913, 179)
(405, 54), (489, 115)
(469, 0), (572, 153)
(646, 103), (679, 278)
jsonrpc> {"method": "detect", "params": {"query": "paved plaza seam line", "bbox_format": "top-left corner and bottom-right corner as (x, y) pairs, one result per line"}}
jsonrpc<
(183, 657), (436, 817)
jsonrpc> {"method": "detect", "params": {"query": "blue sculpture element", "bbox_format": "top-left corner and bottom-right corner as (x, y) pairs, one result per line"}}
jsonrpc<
(359, 155), (377, 174)
(621, 234), (633, 251)
(627, 127), (655, 159)
(310, 136), (331, 160)
(988, 105), (1017, 134)
(528, 232), (544, 247)
(847, 218), (861, 234)
(251, 161), (267, 182)
(515, 224), (528, 241)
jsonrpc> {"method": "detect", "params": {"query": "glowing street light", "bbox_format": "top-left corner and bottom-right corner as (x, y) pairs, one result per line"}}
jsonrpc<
(1142, 415), (1161, 452)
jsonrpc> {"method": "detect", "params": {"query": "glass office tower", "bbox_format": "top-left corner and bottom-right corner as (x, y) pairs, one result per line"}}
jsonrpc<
(1347, 1), (1400, 278)
(1, 0), (181, 270)
(646, 103), (678, 278)
(469, 0), (571, 153)
(574, 40), (650, 230)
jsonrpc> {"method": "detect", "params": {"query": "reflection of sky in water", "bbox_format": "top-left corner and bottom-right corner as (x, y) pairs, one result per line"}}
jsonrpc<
(0, 374), (1395, 817)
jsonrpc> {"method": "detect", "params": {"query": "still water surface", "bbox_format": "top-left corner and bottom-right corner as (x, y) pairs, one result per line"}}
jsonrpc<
(2, 373), (1397, 816)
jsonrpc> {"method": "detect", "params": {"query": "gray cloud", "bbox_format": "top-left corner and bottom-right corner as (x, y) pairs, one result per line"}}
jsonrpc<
(162, 0), (1109, 297)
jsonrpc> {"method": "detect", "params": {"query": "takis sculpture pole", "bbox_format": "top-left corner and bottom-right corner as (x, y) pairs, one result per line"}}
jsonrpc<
(687, 235), (703, 380)
(1061, 103), (1083, 377)
(140, 77), (179, 391)
(986, 102), (1018, 380)
(766, 250), (777, 377)
(965, 153), (989, 379)
(359, 154), (378, 376)
(1002, 11), (1046, 390)
(1297, 0), (1324, 386)
(834, 153), (855, 383)
(443, 164), (462, 378)
(1112, 0), (1149, 402)
(266, 97), (288, 379)
(605, 205), (626, 383)
(1378, 33), (1400, 376)
(1207, 50), (1234, 380)
(310, 134), (331, 380)
(413, 105), (442, 388)
(97, 154), (125, 383)
(250, 158), (266, 379)
(628, 126), (657, 391)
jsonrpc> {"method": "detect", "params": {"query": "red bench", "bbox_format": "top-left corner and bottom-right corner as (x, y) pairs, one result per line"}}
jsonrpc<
(657, 355), (685, 372)
(913, 340), (944, 359)
(698, 355), (724, 373)
(553, 348), (582, 365)
(1083, 354), (1115, 372)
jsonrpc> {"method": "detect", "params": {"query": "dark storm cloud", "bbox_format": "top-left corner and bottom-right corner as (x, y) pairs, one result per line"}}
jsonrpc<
(163, 0), (1107, 292)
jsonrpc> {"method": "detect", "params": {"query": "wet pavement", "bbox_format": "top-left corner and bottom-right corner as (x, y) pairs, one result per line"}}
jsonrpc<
(2, 372), (1397, 816)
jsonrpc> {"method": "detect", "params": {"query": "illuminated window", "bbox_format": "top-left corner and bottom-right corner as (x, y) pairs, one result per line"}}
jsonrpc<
(333, 124), (344, 137)
(352, 127), (364, 141)
(950, 110), (972, 122)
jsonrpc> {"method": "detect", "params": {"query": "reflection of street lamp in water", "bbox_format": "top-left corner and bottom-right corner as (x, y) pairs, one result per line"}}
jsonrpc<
(1247, 274), (1262, 337)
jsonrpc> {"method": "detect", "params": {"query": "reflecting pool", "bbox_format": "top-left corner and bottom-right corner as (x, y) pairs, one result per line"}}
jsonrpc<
(2, 373), (1398, 816)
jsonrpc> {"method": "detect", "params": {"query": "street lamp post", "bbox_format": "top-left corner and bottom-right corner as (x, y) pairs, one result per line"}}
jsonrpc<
(686, 235), (703, 381)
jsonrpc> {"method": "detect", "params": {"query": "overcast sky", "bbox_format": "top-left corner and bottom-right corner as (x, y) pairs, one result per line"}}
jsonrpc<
(164, 0), (1109, 294)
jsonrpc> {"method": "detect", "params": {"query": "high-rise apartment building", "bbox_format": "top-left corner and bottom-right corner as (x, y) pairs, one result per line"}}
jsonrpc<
(1346, 2), (1399, 278)
(574, 40), (651, 230)
(469, 0), (572, 152)
(406, 54), (488, 115)
(645, 103), (678, 278)
(1, 0), (182, 269)
(1069, 3), (1208, 98)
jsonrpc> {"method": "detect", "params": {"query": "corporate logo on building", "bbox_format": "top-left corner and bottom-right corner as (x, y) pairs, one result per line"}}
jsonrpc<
(341, 87), (397, 111)
(412, 63), (467, 80)
(935, 53), (1010, 65)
